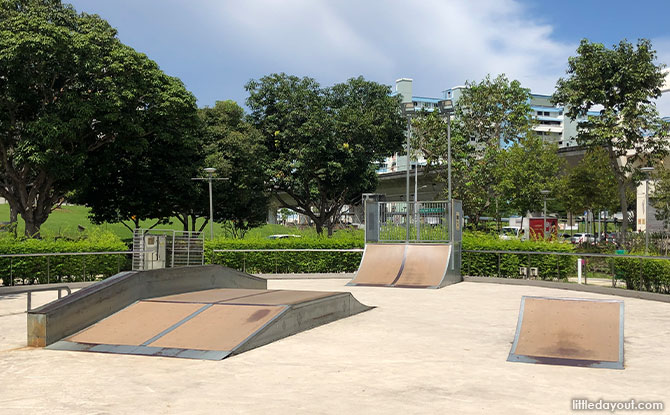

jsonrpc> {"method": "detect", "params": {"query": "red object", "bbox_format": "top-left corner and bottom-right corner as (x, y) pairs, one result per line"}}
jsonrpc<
(528, 218), (558, 240)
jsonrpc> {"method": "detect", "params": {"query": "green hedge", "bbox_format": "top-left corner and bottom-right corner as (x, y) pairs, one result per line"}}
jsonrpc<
(462, 233), (575, 280)
(613, 253), (670, 294)
(206, 237), (363, 273)
(0, 231), (129, 286)
(206, 233), (576, 278)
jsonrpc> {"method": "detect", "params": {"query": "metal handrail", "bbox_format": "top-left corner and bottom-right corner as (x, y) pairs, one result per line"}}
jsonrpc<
(0, 250), (137, 258)
(0, 285), (72, 312)
(0, 251), (146, 287)
(212, 249), (364, 253)
(463, 249), (670, 261)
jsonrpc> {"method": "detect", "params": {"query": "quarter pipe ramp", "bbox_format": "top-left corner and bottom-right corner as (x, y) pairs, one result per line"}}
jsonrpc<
(348, 243), (460, 288)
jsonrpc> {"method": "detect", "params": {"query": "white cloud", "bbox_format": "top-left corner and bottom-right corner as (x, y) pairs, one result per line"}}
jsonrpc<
(203, 0), (575, 96)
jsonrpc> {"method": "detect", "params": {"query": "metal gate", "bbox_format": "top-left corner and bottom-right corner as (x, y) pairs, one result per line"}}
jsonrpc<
(132, 229), (204, 271)
(366, 201), (451, 243)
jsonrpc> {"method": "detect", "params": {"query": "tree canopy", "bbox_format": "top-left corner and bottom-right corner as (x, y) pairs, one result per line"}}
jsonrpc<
(0, 0), (199, 237)
(246, 73), (405, 236)
(195, 100), (269, 238)
(410, 74), (562, 226)
(553, 38), (670, 243)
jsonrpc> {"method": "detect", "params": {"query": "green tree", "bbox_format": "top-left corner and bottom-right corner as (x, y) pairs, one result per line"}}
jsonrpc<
(563, 147), (619, 219)
(410, 74), (535, 228)
(0, 0), (197, 237)
(195, 100), (269, 238)
(455, 74), (533, 148)
(246, 74), (405, 236)
(553, 39), (670, 244)
(496, 136), (564, 216)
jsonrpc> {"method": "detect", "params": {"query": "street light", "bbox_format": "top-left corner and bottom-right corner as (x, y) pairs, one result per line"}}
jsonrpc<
(540, 189), (550, 240)
(438, 99), (454, 243)
(641, 166), (655, 254)
(400, 102), (415, 243)
(192, 168), (229, 240)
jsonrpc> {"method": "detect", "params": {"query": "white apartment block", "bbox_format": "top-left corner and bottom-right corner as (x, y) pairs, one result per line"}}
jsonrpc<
(381, 78), (599, 174)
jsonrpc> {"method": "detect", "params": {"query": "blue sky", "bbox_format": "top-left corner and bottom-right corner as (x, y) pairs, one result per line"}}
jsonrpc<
(68, 0), (670, 113)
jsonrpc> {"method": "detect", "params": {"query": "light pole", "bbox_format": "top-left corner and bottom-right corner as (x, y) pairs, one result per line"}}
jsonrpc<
(641, 166), (655, 254)
(540, 189), (550, 240)
(192, 168), (228, 240)
(401, 102), (415, 243)
(437, 99), (454, 244)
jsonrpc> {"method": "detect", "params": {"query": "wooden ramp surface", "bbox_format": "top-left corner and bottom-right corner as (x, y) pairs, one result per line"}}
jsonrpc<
(348, 244), (406, 286)
(349, 244), (452, 288)
(508, 296), (624, 369)
(48, 288), (369, 360)
(394, 244), (451, 288)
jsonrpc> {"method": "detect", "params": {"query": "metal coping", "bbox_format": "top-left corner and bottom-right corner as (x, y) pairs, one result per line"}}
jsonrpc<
(507, 296), (624, 370)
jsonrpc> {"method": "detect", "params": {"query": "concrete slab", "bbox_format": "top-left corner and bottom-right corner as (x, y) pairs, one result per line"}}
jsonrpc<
(2, 280), (670, 414)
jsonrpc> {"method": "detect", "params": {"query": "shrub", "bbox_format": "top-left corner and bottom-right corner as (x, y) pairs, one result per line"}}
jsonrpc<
(206, 236), (363, 273)
(613, 252), (670, 294)
(0, 231), (129, 286)
(462, 232), (575, 281)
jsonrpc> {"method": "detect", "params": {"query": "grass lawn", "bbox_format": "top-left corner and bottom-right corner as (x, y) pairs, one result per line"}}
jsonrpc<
(0, 204), (364, 241)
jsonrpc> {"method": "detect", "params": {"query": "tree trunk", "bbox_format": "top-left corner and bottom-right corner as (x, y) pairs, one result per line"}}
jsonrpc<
(617, 180), (628, 246)
(9, 204), (18, 237)
(24, 218), (41, 239)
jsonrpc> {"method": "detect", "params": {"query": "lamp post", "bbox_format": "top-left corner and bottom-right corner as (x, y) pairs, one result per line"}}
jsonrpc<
(641, 166), (655, 254)
(401, 102), (415, 243)
(192, 168), (229, 240)
(437, 99), (454, 243)
(540, 189), (550, 240)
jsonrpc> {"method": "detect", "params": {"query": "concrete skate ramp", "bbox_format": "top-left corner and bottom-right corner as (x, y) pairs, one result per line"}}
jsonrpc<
(348, 244), (406, 286)
(28, 265), (266, 348)
(46, 288), (371, 360)
(394, 244), (451, 288)
(349, 243), (457, 288)
(507, 296), (624, 369)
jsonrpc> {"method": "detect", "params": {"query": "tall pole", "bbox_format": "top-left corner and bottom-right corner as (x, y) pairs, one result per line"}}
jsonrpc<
(208, 172), (214, 240)
(447, 113), (452, 244)
(543, 196), (547, 241)
(641, 167), (654, 254)
(645, 178), (649, 254)
(415, 160), (419, 241)
(406, 118), (411, 243)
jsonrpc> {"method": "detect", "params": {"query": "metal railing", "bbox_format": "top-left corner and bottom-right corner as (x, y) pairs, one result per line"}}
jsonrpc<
(0, 250), (137, 286)
(462, 249), (670, 292)
(378, 201), (450, 242)
(0, 285), (73, 311)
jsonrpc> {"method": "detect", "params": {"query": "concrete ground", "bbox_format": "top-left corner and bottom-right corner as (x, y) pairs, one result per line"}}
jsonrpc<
(1, 279), (669, 414)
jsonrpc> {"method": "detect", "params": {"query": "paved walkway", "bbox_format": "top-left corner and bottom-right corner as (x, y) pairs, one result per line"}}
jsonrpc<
(1, 279), (669, 414)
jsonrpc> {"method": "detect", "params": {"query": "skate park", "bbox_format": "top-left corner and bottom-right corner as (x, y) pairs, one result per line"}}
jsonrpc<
(2, 200), (670, 414)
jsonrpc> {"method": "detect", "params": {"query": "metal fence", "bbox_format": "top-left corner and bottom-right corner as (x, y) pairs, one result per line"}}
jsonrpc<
(132, 229), (204, 271)
(0, 251), (135, 286)
(376, 201), (451, 242)
(462, 249), (670, 294)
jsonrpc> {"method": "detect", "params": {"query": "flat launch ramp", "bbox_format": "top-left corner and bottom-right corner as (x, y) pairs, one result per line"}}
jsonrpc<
(348, 243), (459, 288)
(507, 296), (624, 369)
(47, 288), (370, 360)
